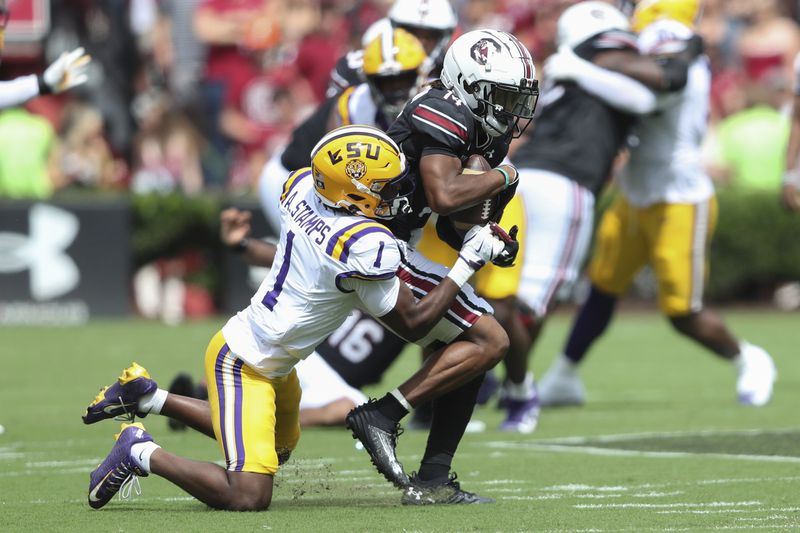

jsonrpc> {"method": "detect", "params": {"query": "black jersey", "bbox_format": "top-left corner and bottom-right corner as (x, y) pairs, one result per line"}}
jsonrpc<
(315, 309), (407, 388)
(386, 84), (510, 241)
(281, 95), (340, 172)
(281, 85), (389, 172)
(326, 51), (364, 98)
(512, 30), (639, 197)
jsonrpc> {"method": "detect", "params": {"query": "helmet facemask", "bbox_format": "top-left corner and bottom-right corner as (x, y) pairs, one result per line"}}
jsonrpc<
(367, 69), (423, 122)
(337, 159), (414, 219)
(470, 79), (539, 138)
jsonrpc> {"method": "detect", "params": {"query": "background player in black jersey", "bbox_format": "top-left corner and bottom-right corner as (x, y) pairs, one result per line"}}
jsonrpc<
(326, 0), (458, 96)
(345, 29), (536, 503)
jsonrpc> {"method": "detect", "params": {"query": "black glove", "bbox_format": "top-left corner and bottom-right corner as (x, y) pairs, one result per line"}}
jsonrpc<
(489, 223), (519, 268)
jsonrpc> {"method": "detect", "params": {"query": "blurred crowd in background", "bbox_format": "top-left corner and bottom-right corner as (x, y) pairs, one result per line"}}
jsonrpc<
(1, 0), (799, 200)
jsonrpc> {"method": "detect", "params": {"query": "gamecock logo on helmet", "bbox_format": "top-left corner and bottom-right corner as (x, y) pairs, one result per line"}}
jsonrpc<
(470, 38), (501, 65)
(345, 159), (368, 180)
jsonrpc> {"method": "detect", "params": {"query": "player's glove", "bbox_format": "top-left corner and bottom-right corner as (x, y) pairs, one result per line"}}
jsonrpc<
(489, 223), (519, 268)
(447, 223), (516, 286)
(39, 47), (91, 95)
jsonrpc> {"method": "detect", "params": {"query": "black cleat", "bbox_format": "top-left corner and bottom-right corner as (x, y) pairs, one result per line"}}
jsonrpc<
(345, 400), (409, 488)
(402, 472), (494, 505)
(166, 373), (195, 431)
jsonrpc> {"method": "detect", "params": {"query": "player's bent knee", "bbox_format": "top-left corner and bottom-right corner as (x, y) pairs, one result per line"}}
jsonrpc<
(468, 316), (509, 368)
(225, 471), (274, 511)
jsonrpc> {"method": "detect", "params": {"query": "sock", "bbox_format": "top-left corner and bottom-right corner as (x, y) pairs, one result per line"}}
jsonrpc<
(130, 441), (161, 473)
(505, 372), (535, 401)
(375, 390), (409, 422)
(138, 388), (168, 415)
(563, 286), (617, 364)
(417, 375), (483, 484)
(417, 452), (452, 483)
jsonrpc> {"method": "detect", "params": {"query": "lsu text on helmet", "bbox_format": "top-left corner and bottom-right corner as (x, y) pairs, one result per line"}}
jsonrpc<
(440, 29), (539, 138)
(388, 0), (457, 72)
(631, 0), (701, 33)
(311, 125), (413, 220)
(363, 27), (427, 120)
(557, 1), (630, 49)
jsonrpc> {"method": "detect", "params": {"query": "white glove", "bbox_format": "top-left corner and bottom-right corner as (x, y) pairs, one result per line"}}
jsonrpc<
(544, 45), (590, 82)
(42, 47), (91, 94)
(447, 223), (506, 286)
(459, 223), (506, 269)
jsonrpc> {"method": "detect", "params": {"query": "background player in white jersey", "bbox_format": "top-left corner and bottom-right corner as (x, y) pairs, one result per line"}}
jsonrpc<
(0, 0), (89, 438)
(0, 1), (90, 110)
(537, 0), (777, 408)
(782, 51), (800, 212)
(82, 126), (515, 510)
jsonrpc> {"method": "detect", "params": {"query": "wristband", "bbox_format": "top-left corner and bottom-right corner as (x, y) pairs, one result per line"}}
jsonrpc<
(230, 237), (250, 254)
(446, 256), (477, 287)
(495, 167), (511, 190)
(37, 75), (52, 95)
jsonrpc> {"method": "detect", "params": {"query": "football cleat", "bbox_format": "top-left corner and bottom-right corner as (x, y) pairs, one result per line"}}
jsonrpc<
(736, 342), (777, 406)
(345, 400), (409, 488)
(537, 358), (586, 407)
(499, 395), (540, 433)
(401, 473), (494, 505)
(83, 363), (158, 424)
(88, 423), (152, 509)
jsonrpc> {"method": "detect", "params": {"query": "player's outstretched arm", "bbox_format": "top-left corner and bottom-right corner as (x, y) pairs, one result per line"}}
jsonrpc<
(220, 208), (277, 266)
(419, 153), (517, 215)
(378, 224), (516, 341)
(783, 94), (800, 212)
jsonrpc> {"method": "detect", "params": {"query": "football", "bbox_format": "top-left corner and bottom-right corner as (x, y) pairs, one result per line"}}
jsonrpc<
(450, 154), (499, 230)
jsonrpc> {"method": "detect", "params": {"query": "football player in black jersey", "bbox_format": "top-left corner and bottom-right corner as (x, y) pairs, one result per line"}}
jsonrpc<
(326, 0), (458, 97)
(342, 29), (537, 504)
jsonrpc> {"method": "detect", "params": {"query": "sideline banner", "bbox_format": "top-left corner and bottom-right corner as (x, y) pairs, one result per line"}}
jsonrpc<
(0, 201), (130, 324)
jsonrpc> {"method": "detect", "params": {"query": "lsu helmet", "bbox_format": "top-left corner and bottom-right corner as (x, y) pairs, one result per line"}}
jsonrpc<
(388, 0), (457, 73)
(557, 2), (630, 49)
(310, 125), (412, 219)
(631, 0), (701, 33)
(440, 29), (539, 138)
(363, 27), (427, 120)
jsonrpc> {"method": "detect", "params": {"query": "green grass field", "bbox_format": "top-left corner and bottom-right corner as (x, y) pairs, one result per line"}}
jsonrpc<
(1, 310), (798, 532)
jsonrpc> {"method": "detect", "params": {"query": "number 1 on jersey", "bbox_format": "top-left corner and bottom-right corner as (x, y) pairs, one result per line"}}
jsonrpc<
(262, 231), (294, 310)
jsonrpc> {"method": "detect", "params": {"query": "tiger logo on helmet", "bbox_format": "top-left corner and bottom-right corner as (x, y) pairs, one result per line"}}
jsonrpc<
(310, 125), (413, 220)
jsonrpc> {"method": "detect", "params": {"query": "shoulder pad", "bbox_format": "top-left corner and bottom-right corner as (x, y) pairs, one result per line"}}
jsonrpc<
(408, 89), (474, 149)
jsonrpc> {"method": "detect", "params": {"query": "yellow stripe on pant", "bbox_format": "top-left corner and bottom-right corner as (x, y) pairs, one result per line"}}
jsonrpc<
(204, 330), (301, 475)
(416, 194), (526, 300)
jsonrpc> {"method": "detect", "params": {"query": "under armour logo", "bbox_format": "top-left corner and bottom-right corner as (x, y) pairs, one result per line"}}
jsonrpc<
(0, 204), (80, 300)
(484, 150), (495, 159)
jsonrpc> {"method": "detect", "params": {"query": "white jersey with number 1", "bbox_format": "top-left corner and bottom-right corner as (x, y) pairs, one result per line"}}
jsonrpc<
(618, 20), (714, 207)
(222, 168), (402, 379)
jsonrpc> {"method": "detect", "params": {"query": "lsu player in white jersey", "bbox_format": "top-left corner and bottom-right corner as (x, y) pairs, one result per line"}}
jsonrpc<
(0, 0), (90, 109)
(82, 126), (516, 510)
(537, 0), (777, 408)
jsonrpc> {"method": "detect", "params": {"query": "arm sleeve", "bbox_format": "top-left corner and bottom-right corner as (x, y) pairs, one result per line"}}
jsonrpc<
(566, 60), (658, 115)
(0, 75), (40, 110)
(350, 276), (401, 317)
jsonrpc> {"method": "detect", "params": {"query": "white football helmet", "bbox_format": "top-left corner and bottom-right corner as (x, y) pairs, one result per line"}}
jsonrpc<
(388, 0), (457, 73)
(557, 2), (630, 49)
(440, 29), (539, 138)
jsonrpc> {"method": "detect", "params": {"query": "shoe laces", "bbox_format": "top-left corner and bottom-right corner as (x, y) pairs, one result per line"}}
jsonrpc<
(119, 473), (142, 501)
(113, 396), (137, 423)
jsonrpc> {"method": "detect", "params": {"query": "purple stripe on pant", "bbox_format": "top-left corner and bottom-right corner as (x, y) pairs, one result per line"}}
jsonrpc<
(214, 343), (231, 467)
(232, 358), (246, 471)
